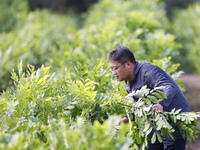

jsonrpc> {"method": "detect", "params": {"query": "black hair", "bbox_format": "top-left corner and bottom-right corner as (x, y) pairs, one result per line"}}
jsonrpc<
(107, 46), (136, 64)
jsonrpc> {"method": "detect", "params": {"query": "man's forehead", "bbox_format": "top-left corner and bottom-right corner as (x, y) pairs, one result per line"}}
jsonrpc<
(110, 61), (121, 67)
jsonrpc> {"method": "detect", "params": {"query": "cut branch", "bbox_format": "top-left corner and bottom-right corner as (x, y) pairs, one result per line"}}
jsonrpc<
(117, 102), (133, 108)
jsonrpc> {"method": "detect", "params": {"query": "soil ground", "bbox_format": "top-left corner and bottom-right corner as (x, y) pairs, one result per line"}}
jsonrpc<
(179, 74), (200, 150)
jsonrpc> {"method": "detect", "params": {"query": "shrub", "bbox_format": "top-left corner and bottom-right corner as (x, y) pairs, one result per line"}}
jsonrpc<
(0, 0), (29, 33)
(0, 9), (77, 91)
(0, 60), (198, 149)
(162, 3), (200, 73)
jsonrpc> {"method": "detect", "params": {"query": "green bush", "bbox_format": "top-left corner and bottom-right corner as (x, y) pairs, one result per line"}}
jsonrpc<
(0, 0), (29, 33)
(49, 3), (180, 82)
(0, 60), (198, 149)
(1, 61), (125, 124)
(1, 0), (199, 148)
(0, 9), (77, 91)
(45, 117), (135, 150)
(84, 0), (166, 26)
(0, 0), (182, 92)
(162, 3), (200, 73)
(0, 116), (136, 150)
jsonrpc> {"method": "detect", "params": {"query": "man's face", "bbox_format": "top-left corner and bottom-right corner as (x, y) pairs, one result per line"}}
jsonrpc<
(109, 61), (130, 81)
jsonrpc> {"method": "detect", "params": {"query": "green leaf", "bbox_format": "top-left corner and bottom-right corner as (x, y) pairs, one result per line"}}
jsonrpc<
(147, 95), (158, 103)
(136, 132), (142, 144)
(144, 123), (150, 132)
(63, 111), (71, 115)
(71, 101), (79, 105)
(66, 105), (75, 110)
(153, 86), (165, 90)
(146, 127), (152, 137)
(151, 132), (156, 144)
(143, 98), (151, 105)
(151, 92), (164, 99)
(0, 98), (6, 114)
(156, 90), (167, 99)
(156, 132), (162, 143)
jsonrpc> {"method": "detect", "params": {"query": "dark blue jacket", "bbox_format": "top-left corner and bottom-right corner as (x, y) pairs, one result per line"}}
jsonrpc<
(123, 61), (190, 113)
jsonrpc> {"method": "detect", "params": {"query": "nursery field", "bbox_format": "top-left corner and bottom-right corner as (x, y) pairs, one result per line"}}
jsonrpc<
(1, 0), (200, 149)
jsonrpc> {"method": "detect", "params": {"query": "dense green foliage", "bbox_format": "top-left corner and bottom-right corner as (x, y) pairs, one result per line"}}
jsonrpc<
(0, 61), (199, 149)
(1, 0), (200, 92)
(48, 0), (181, 87)
(0, 0), (181, 92)
(0, 0), (200, 149)
(163, 3), (200, 73)
(0, 0), (29, 33)
(0, 9), (77, 91)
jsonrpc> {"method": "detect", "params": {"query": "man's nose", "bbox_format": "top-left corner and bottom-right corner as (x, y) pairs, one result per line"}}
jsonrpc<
(113, 71), (117, 75)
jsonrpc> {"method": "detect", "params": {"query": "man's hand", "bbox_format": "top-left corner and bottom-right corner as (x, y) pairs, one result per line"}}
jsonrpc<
(117, 117), (129, 125)
(152, 103), (164, 113)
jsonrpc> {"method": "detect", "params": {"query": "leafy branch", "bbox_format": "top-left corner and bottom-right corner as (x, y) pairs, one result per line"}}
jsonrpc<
(117, 85), (200, 150)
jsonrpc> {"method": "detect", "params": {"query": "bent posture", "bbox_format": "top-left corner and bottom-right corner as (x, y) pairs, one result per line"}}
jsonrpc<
(107, 47), (190, 150)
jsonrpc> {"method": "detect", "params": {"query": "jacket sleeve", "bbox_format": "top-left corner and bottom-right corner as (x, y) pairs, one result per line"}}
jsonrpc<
(145, 66), (177, 111)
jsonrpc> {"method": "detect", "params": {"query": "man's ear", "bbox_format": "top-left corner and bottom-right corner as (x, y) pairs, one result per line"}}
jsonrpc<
(126, 61), (132, 67)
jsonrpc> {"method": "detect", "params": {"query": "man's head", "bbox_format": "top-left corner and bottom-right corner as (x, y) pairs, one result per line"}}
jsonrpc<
(107, 47), (136, 81)
(107, 47), (136, 64)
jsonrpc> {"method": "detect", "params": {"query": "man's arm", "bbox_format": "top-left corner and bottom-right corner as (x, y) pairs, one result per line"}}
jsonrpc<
(146, 67), (177, 111)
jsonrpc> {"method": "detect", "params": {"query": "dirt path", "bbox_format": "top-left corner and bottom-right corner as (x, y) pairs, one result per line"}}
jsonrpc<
(180, 74), (200, 91)
(179, 74), (200, 150)
(179, 74), (200, 111)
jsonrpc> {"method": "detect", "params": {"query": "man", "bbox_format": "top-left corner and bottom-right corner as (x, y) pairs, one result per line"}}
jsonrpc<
(107, 47), (190, 150)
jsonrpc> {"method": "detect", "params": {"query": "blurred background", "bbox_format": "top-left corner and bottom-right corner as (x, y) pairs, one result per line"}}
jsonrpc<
(0, 0), (200, 148)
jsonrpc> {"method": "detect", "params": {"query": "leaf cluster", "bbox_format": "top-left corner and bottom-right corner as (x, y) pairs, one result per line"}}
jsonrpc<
(118, 85), (200, 149)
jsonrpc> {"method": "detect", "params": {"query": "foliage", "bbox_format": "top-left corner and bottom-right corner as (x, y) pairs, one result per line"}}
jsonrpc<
(77, 0), (179, 63)
(0, 9), (77, 91)
(0, 62), (129, 149)
(0, 116), (137, 150)
(0, 60), (199, 149)
(1, 0), (200, 148)
(49, 4), (179, 70)
(84, 0), (166, 26)
(49, 0), (179, 67)
(162, 3), (200, 73)
(118, 85), (199, 150)
(0, 0), (183, 92)
(45, 117), (135, 150)
(0, 0), (29, 33)
(1, 61), (124, 124)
